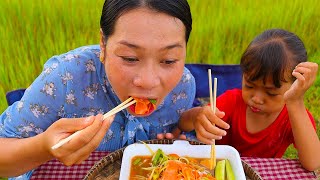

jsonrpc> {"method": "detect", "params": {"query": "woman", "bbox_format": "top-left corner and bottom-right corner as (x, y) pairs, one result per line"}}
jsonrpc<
(0, 0), (195, 178)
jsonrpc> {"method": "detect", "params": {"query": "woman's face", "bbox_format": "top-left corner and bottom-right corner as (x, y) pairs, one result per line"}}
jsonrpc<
(242, 74), (292, 118)
(101, 8), (186, 116)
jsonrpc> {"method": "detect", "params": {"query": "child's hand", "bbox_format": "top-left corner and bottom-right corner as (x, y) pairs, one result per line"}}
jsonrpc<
(193, 106), (229, 144)
(42, 114), (114, 166)
(284, 62), (318, 102)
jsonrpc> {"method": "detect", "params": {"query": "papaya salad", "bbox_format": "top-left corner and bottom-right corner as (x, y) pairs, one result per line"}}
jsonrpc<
(129, 146), (235, 180)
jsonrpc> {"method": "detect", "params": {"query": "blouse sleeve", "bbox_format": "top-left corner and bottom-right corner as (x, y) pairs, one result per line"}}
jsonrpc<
(0, 56), (67, 138)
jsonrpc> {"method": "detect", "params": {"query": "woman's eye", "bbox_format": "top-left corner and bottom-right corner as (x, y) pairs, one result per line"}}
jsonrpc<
(161, 59), (177, 65)
(120, 56), (138, 62)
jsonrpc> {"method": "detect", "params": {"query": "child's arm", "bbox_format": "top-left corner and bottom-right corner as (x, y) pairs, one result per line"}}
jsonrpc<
(0, 114), (113, 177)
(178, 106), (229, 144)
(284, 62), (319, 171)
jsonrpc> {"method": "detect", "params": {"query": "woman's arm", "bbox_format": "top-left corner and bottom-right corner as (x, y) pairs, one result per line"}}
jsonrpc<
(0, 114), (113, 177)
(0, 135), (52, 177)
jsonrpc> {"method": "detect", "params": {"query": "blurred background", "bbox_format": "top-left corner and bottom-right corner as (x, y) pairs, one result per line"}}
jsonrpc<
(0, 0), (319, 162)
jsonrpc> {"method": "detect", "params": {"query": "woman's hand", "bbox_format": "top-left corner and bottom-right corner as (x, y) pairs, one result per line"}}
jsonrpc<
(284, 62), (318, 103)
(42, 114), (115, 166)
(193, 106), (229, 144)
(156, 127), (187, 140)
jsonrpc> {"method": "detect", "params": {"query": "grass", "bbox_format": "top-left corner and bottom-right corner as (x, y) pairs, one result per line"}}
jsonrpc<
(0, 0), (319, 174)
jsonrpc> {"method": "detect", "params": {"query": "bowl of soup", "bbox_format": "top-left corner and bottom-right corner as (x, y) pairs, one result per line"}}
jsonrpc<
(119, 140), (246, 179)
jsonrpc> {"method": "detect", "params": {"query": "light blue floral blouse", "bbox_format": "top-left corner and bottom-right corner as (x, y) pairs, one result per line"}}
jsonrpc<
(0, 45), (195, 179)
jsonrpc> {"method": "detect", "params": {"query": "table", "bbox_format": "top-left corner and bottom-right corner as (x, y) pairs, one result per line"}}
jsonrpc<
(30, 151), (319, 180)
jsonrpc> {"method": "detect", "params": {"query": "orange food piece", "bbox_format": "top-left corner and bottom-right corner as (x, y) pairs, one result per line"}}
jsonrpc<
(161, 160), (181, 179)
(168, 154), (180, 160)
(160, 160), (216, 180)
(133, 97), (156, 115)
(200, 159), (211, 169)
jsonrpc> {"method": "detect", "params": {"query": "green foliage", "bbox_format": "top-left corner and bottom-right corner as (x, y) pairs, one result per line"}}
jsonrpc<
(0, 0), (319, 159)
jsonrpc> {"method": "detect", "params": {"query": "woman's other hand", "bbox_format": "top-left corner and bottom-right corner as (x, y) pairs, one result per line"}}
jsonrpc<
(42, 114), (114, 166)
(156, 127), (187, 140)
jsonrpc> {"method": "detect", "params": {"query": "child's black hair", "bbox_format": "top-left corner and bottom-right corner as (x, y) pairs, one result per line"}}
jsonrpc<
(240, 29), (307, 88)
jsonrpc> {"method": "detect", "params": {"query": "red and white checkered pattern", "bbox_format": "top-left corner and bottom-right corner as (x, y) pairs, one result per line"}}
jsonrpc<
(30, 151), (109, 179)
(241, 157), (319, 180)
(31, 152), (319, 179)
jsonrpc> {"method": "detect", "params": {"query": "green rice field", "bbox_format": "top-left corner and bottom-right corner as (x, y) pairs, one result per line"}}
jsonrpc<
(0, 0), (319, 164)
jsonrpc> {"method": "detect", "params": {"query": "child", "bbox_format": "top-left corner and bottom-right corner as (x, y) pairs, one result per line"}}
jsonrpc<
(179, 29), (319, 171)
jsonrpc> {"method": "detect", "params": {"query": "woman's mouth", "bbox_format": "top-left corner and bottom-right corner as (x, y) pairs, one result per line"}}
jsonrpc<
(128, 97), (157, 116)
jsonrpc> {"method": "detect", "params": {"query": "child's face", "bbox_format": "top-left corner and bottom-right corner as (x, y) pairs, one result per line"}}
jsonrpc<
(242, 74), (292, 116)
(102, 8), (186, 116)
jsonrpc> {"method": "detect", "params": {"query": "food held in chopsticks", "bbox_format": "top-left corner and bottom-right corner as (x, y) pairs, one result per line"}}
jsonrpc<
(51, 97), (136, 150)
(129, 97), (157, 115)
(129, 146), (235, 180)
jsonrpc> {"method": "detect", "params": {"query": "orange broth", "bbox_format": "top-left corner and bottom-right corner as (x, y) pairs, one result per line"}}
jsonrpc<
(129, 155), (219, 179)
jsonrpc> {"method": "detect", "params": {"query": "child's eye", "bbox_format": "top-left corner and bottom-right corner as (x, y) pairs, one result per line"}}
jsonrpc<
(266, 92), (278, 97)
(244, 84), (253, 89)
(120, 56), (138, 62)
(161, 59), (177, 65)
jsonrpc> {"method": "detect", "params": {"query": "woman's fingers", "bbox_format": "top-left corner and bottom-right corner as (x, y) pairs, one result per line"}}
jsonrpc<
(52, 116), (94, 136)
(178, 134), (187, 140)
(61, 115), (113, 165)
(57, 115), (103, 151)
(156, 133), (165, 140)
(156, 126), (186, 140)
(45, 116), (94, 157)
(53, 114), (115, 165)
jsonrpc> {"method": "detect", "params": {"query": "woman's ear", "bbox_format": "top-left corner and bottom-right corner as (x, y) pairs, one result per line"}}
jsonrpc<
(100, 29), (106, 63)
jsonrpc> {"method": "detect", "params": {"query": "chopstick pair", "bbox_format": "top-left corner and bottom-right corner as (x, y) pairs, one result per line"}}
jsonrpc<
(208, 69), (218, 170)
(51, 97), (137, 150)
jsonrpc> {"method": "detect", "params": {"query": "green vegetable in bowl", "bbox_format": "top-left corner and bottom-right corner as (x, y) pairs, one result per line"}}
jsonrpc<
(226, 159), (235, 180)
(215, 159), (226, 180)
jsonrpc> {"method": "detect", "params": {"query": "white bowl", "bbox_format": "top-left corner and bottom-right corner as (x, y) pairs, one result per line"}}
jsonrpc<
(119, 140), (246, 180)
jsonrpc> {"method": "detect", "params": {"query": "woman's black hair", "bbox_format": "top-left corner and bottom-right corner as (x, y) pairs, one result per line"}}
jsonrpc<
(100, 0), (192, 43)
(240, 29), (307, 88)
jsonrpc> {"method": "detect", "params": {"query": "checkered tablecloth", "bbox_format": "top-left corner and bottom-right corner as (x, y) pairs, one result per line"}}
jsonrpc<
(241, 157), (319, 180)
(30, 151), (110, 179)
(31, 152), (319, 179)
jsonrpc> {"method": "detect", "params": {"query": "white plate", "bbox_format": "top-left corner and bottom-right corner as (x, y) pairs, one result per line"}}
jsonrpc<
(119, 140), (246, 180)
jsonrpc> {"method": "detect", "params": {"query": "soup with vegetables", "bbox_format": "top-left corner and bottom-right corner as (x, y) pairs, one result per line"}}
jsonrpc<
(129, 149), (235, 180)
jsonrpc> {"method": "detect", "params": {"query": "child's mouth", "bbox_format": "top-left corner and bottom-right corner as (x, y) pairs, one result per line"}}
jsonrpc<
(250, 106), (261, 113)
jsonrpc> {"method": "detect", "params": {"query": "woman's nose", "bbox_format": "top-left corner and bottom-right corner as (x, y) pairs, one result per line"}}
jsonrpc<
(133, 67), (160, 89)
